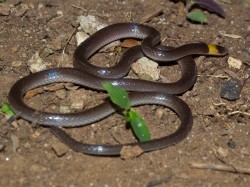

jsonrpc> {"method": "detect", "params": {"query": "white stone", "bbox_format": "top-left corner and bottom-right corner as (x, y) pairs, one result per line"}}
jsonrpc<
(76, 15), (107, 34)
(131, 57), (160, 80)
(228, 56), (242, 69)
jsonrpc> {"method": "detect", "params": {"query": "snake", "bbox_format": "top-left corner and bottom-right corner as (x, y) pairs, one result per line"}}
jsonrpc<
(8, 23), (228, 156)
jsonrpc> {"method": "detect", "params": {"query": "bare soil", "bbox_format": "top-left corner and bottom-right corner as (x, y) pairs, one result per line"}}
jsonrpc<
(0, 0), (249, 186)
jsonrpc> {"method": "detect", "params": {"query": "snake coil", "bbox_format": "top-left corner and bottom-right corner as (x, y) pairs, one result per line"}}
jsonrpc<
(8, 23), (228, 156)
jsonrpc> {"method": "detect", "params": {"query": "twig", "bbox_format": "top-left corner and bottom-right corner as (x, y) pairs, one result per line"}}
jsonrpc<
(140, 9), (163, 23)
(228, 111), (250, 116)
(190, 162), (250, 175)
(62, 25), (79, 54)
(71, 3), (95, 16)
(223, 69), (241, 80)
(197, 74), (229, 79)
(71, 4), (88, 11)
(213, 102), (226, 106)
(162, 36), (187, 42)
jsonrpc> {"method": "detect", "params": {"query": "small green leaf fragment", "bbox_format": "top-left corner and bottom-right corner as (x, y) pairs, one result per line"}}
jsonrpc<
(128, 109), (151, 142)
(102, 82), (131, 110)
(117, 46), (122, 54)
(187, 11), (208, 23)
(1, 103), (14, 116)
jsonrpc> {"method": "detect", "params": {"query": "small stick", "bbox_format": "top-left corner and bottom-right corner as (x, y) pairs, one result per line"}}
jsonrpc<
(197, 74), (229, 79)
(190, 162), (250, 175)
(228, 111), (250, 116)
(140, 9), (163, 23)
(72, 4), (88, 11)
(62, 25), (79, 55)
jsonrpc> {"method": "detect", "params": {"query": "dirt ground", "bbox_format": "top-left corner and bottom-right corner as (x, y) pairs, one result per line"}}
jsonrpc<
(0, 0), (250, 186)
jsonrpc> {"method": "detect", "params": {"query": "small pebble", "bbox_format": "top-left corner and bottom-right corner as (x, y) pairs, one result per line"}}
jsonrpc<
(220, 129), (231, 136)
(75, 31), (89, 46)
(32, 131), (41, 138)
(220, 78), (242, 101)
(77, 15), (107, 34)
(227, 139), (236, 149)
(203, 107), (215, 116)
(55, 90), (66, 99)
(23, 142), (31, 149)
(69, 90), (93, 110)
(120, 145), (144, 159)
(15, 5), (28, 17)
(11, 47), (18, 53)
(11, 61), (22, 67)
(156, 108), (164, 119)
(227, 57), (242, 69)
(51, 142), (69, 157)
(27, 52), (48, 73)
(131, 57), (160, 81)
(217, 147), (229, 157)
(59, 106), (71, 113)
(10, 134), (19, 152)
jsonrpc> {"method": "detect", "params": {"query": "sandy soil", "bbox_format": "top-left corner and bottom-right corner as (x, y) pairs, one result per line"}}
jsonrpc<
(0, 0), (249, 186)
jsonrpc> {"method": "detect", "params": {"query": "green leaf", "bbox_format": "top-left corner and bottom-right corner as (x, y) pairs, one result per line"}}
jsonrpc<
(187, 11), (208, 23)
(117, 46), (122, 54)
(127, 109), (151, 142)
(102, 82), (131, 110)
(103, 82), (151, 142)
(1, 103), (14, 116)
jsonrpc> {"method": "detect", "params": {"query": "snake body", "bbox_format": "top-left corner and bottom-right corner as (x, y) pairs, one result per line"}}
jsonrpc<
(8, 23), (228, 155)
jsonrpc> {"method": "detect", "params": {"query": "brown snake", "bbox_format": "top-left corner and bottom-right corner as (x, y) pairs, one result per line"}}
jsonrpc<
(8, 23), (228, 155)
